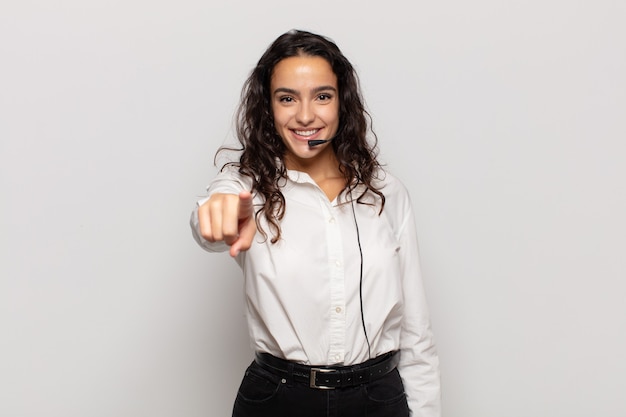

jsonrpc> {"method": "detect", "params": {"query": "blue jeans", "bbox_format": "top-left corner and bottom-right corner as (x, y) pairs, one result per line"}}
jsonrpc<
(232, 360), (410, 417)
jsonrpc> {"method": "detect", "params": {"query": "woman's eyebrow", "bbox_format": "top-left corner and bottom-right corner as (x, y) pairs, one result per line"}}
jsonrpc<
(312, 85), (337, 93)
(273, 87), (298, 95)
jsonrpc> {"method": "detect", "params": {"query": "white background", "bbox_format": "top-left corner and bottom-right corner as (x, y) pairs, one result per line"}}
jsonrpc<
(1, 1), (625, 416)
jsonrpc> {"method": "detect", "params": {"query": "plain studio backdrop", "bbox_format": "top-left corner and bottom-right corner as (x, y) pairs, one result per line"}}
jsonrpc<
(1, 1), (624, 416)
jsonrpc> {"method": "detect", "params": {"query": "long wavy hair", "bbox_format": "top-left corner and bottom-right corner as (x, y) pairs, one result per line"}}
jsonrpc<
(218, 29), (385, 243)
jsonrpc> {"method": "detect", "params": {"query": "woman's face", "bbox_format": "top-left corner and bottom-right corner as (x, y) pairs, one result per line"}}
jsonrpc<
(270, 55), (340, 165)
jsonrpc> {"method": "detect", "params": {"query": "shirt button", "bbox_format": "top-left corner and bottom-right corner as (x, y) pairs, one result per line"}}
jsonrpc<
(329, 217), (335, 223)
(335, 307), (342, 313)
(335, 260), (341, 267)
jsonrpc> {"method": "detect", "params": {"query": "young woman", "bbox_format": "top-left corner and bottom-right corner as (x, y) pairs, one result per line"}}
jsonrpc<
(191, 29), (441, 417)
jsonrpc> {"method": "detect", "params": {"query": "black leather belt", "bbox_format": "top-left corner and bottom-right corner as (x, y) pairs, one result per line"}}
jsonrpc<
(254, 351), (400, 390)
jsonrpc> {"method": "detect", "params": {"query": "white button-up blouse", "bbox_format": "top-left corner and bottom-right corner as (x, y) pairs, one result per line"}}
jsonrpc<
(190, 166), (441, 416)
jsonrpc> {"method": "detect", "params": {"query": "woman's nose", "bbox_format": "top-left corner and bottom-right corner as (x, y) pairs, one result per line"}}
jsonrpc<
(295, 102), (314, 125)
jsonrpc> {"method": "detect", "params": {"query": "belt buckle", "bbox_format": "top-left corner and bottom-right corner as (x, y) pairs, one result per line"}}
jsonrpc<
(310, 368), (335, 390)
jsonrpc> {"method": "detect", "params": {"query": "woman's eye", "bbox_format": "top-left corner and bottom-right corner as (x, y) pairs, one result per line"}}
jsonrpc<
(279, 96), (294, 103)
(318, 94), (332, 101)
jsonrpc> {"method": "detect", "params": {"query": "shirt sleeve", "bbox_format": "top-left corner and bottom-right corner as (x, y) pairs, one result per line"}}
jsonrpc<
(395, 190), (442, 417)
(189, 166), (252, 253)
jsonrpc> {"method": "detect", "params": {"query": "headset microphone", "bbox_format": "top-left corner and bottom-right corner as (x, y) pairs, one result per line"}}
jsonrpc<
(307, 139), (330, 147)
(308, 131), (342, 147)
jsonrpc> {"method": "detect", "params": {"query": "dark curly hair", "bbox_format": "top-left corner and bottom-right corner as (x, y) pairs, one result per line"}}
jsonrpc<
(217, 29), (385, 243)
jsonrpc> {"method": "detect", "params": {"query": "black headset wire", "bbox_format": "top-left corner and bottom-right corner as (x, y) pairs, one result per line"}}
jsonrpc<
(350, 192), (371, 360)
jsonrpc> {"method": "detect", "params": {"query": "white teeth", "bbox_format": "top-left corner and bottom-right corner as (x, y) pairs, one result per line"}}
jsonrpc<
(294, 129), (319, 137)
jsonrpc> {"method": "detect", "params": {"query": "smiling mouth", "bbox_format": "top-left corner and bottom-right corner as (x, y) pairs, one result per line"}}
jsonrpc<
(292, 129), (320, 137)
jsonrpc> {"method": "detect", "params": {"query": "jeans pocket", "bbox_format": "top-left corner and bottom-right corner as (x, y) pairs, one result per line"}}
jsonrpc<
(236, 362), (283, 404)
(362, 369), (408, 405)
